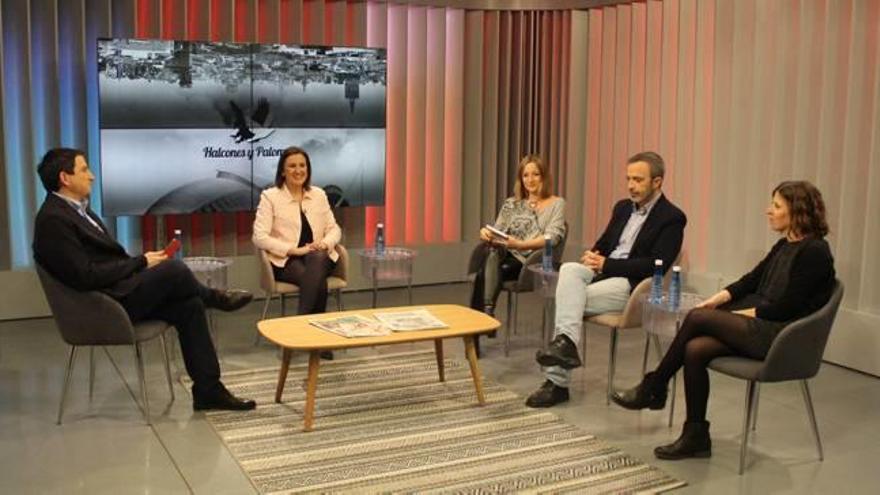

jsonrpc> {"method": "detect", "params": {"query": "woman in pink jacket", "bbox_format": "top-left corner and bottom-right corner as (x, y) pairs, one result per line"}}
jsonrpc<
(253, 146), (342, 316)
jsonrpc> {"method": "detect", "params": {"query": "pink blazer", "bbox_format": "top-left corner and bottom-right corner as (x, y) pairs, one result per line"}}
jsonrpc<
(252, 185), (342, 267)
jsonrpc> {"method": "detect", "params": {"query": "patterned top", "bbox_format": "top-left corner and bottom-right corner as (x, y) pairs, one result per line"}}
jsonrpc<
(492, 197), (566, 263)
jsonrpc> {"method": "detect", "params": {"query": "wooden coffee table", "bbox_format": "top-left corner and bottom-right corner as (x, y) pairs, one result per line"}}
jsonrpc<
(257, 304), (500, 431)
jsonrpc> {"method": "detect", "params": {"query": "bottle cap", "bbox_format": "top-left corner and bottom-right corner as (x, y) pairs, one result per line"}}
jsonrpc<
(377, 223), (384, 228)
(544, 234), (551, 240)
(673, 266), (681, 272)
(174, 229), (182, 235)
(654, 259), (663, 266)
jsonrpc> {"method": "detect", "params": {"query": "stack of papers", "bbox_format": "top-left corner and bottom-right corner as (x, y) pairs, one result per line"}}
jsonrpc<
(373, 309), (449, 332)
(309, 315), (391, 338)
(309, 309), (449, 337)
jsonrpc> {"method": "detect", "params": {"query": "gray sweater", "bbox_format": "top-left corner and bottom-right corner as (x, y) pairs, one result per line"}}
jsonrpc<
(492, 197), (566, 263)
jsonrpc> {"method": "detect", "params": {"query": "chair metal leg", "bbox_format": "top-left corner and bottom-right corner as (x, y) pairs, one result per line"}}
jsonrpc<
(160, 333), (175, 401)
(133, 343), (151, 425)
(641, 333), (651, 375)
(580, 325), (587, 368)
(255, 292), (274, 345)
(739, 380), (758, 475)
(801, 380), (824, 461)
(336, 289), (344, 311)
(511, 292), (519, 337)
(540, 310), (546, 347)
(606, 327), (618, 405)
(280, 294), (287, 316)
(751, 383), (760, 431)
(89, 347), (96, 402)
(652, 334), (663, 360)
(57, 346), (78, 425)
(504, 290), (512, 357)
(668, 374), (677, 427)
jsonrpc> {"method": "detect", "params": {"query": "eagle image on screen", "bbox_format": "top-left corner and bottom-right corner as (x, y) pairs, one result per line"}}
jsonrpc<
(97, 39), (386, 216)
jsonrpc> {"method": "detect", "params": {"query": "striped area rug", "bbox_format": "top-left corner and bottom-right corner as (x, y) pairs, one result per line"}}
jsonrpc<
(203, 351), (685, 494)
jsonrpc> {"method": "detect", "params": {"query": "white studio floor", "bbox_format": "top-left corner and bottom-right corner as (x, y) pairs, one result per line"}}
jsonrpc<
(1, 282), (878, 494)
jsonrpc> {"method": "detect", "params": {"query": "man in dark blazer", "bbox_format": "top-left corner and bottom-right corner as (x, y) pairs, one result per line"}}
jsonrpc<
(32, 148), (256, 411)
(526, 151), (687, 407)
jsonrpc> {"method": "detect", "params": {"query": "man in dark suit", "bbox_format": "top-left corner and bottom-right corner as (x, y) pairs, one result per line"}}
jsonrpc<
(526, 151), (687, 407)
(32, 148), (257, 411)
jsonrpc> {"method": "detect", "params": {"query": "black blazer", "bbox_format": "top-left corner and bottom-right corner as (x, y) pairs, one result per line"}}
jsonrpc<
(592, 194), (687, 290)
(32, 193), (146, 299)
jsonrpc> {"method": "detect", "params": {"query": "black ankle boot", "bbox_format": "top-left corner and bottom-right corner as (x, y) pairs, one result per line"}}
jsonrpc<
(654, 421), (712, 460)
(483, 304), (495, 318)
(611, 371), (668, 410)
(483, 305), (498, 338)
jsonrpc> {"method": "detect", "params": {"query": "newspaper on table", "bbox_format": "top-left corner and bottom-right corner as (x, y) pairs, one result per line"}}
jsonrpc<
(372, 308), (449, 332)
(309, 315), (391, 338)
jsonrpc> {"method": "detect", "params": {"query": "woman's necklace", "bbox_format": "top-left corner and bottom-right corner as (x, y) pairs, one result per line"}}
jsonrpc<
(528, 197), (540, 209)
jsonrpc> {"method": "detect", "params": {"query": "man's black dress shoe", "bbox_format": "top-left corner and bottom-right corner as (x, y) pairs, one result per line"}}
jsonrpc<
(525, 380), (569, 408)
(208, 289), (253, 312)
(193, 386), (257, 411)
(535, 335), (582, 369)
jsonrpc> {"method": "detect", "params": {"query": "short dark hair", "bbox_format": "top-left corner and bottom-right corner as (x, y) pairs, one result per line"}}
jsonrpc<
(627, 151), (665, 179)
(274, 146), (312, 191)
(772, 180), (829, 238)
(37, 148), (84, 193)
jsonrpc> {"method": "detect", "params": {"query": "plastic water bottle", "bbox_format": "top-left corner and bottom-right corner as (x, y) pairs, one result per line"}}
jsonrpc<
(542, 234), (553, 272)
(173, 229), (183, 261)
(375, 222), (385, 256)
(650, 259), (664, 304)
(668, 266), (682, 311)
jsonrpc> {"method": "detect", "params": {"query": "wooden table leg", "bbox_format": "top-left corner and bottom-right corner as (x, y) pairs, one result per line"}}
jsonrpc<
(434, 339), (445, 382)
(303, 350), (321, 432)
(275, 348), (292, 403)
(464, 336), (486, 405)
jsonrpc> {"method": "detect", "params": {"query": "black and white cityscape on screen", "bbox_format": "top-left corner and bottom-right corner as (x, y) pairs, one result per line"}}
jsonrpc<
(98, 38), (387, 216)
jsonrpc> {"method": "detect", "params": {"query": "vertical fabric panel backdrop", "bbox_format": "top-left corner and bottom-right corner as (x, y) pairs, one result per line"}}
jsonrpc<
(0, 0), (566, 264)
(1, 0), (880, 371)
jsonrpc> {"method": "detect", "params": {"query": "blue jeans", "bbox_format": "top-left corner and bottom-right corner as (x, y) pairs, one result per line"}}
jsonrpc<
(544, 262), (631, 387)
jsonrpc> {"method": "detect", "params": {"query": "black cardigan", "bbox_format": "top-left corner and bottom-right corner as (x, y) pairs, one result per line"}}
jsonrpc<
(725, 237), (835, 322)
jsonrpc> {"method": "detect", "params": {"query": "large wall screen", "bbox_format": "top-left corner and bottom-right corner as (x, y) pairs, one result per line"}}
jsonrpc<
(98, 39), (386, 216)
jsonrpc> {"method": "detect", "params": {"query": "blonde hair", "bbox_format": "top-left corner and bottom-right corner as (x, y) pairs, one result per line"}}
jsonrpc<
(513, 154), (552, 200)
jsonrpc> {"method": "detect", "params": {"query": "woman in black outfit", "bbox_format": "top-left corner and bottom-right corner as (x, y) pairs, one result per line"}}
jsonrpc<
(611, 180), (835, 460)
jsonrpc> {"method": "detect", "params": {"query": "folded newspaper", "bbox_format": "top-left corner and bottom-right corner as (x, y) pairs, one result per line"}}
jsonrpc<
(484, 224), (509, 240)
(309, 315), (391, 337)
(373, 308), (449, 332)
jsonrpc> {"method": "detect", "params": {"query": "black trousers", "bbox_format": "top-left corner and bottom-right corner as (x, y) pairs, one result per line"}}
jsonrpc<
(272, 251), (336, 315)
(469, 244), (524, 311)
(119, 260), (221, 398)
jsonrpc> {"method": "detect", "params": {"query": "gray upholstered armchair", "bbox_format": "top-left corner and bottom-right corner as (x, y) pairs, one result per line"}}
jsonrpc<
(708, 279), (844, 474)
(35, 264), (175, 425)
